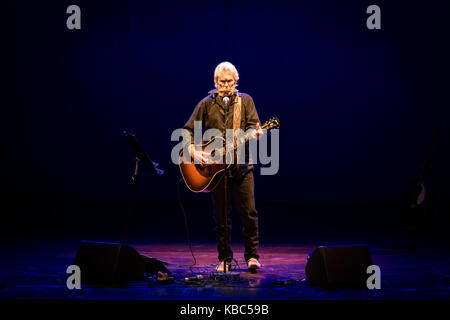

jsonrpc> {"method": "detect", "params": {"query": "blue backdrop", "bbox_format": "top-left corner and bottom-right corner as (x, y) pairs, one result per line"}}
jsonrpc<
(4, 0), (450, 211)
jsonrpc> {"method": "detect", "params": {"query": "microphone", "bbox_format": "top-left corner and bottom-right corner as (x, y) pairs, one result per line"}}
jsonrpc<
(223, 96), (230, 106)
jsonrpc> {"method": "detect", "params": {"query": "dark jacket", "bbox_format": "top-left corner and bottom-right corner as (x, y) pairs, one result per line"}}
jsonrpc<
(184, 90), (260, 177)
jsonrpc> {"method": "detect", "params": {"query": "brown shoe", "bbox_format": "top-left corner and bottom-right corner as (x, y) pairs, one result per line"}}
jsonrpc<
(216, 261), (231, 272)
(247, 258), (261, 273)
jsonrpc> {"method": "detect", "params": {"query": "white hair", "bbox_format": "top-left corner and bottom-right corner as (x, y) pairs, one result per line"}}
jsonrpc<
(214, 61), (239, 88)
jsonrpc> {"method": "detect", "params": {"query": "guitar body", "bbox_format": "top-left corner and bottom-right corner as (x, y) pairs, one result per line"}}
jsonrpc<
(179, 137), (231, 192)
(179, 117), (280, 193)
(179, 159), (229, 193)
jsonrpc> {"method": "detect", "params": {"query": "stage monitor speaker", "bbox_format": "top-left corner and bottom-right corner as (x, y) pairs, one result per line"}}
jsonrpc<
(73, 241), (169, 285)
(305, 244), (373, 288)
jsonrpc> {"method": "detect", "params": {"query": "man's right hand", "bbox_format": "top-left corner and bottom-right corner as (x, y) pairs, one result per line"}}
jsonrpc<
(189, 144), (211, 165)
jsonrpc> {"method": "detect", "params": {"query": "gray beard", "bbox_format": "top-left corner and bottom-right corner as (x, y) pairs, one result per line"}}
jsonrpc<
(218, 88), (236, 97)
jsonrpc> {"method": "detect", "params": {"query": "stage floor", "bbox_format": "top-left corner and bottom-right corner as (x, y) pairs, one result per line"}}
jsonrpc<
(1, 235), (450, 301)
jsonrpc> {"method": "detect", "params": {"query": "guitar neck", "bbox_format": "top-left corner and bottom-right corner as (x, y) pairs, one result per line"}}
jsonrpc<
(232, 124), (271, 150)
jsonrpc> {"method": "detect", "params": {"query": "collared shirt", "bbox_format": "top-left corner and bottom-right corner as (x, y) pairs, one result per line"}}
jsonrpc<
(184, 89), (260, 177)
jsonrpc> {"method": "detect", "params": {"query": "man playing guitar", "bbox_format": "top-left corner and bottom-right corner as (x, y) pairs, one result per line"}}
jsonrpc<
(183, 62), (262, 272)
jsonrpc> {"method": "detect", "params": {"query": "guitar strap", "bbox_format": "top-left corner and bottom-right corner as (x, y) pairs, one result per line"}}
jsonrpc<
(232, 95), (243, 175)
(233, 94), (242, 134)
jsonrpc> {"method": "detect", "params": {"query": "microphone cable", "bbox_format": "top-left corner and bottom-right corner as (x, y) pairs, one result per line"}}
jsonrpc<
(177, 177), (197, 274)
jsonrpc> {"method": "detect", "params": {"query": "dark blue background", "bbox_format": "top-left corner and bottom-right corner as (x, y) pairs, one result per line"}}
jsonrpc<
(4, 1), (450, 239)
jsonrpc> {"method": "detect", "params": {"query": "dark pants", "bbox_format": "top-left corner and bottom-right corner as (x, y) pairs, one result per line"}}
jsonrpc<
(212, 170), (259, 262)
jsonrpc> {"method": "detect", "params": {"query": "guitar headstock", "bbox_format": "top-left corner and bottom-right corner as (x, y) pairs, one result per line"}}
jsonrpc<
(261, 117), (280, 131)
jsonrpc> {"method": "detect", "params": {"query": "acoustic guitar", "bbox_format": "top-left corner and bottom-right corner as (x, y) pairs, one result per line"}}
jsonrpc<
(179, 118), (280, 192)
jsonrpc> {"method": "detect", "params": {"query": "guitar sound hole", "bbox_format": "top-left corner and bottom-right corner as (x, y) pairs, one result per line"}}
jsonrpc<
(195, 164), (210, 176)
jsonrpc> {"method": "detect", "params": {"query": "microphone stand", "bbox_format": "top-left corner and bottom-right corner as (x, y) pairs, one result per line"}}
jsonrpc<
(123, 156), (140, 244)
(112, 132), (166, 281)
(121, 131), (164, 243)
(223, 98), (231, 273)
(211, 97), (239, 279)
(210, 149), (239, 279)
(111, 156), (140, 281)
(219, 148), (239, 278)
(223, 167), (229, 273)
